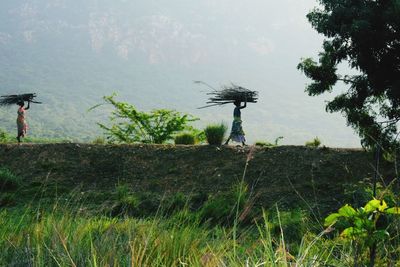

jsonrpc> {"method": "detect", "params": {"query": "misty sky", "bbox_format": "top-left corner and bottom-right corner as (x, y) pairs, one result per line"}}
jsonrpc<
(0, 0), (361, 146)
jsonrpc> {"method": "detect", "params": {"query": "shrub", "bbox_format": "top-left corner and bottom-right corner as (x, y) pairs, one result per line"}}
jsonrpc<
(198, 182), (250, 226)
(270, 209), (307, 245)
(305, 137), (321, 148)
(111, 184), (140, 216)
(0, 167), (21, 190)
(136, 192), (162, 216)
(174, 133), (196, 145)
(324, 199), (400, 266)
(255, 141), (272, 147)
(92, 136), (106, 144)
(0, 129), (11, 143)
(255, 136), (284, 147)
(111, 184), (163, 217)
(204, 123), (227, 146)
(194, 130), (206, 143)
(165, 192), (188, 214)
(93, 94), (198, 144)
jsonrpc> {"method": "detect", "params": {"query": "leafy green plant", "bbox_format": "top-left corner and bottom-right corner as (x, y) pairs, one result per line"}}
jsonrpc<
(174, 133), (196, 145)
(0, 167), (21, 190)
(204, 123), (227, 146)
(93, 94), (198, 144)
(305, 137), (321, 148)
(324, 198), (400, 266)
(191, 129), (206, 143)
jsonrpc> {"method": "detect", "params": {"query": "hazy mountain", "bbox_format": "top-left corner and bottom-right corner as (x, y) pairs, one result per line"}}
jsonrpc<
(0, 0), (361, 146)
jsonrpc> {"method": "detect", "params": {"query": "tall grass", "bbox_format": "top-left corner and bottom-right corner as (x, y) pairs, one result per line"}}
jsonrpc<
(174, 133), (196, 145)
(0, 206), (352, 267)
(0, 161), (358, 266)
(204, 123), (227, 146)
(0, 167), (21, 190)
(2, 146), (399, 266)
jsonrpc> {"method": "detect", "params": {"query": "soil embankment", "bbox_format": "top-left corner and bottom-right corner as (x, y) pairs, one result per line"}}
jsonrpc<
(0, 144), (395, 211)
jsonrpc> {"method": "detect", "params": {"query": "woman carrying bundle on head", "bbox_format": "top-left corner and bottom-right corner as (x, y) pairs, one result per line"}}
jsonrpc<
(195, 82), (257, 146)
(0, 93), (40, 143)
(225, 98), (247, 146)
(16, 100), (30, 143)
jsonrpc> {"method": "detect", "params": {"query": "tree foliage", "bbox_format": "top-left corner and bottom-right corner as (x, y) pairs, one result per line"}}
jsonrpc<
(97, 94), (198, 144)
(298, 0), (400, 149)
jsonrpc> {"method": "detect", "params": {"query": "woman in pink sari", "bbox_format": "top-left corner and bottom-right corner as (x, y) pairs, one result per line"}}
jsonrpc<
(16, 100), (30, 143)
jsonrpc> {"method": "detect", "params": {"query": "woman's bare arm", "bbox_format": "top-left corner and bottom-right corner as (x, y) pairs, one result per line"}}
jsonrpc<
(240, 99), (247, 109)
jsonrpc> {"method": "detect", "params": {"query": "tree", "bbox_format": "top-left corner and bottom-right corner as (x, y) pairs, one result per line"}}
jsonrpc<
(298, 0), (400, 149)
(96, 94), (198, 144)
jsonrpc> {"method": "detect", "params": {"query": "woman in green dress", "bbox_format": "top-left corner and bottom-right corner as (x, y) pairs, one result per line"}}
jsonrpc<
(225, 99), (246, 146)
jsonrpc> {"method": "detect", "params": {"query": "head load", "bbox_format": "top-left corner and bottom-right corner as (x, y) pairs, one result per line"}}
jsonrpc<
(0, 93), (41, 107)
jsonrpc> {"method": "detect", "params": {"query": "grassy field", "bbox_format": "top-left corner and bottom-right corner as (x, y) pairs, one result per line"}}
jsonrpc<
(1, 144), (400, 266)
(2, 186), (399, 266)
(0, 206), (352, 267)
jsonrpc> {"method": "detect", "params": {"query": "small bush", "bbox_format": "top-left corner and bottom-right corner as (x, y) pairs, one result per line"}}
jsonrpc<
(0, 129), (8, 143)
(0, 167), (21, 190)
(305, 137), (321, 148)
(255, 137), (284, 147)
(255, 141), (271, 147)
(165, 192), (188, 214)
(136, 192), (162, 216)
(174, 133), (196, 145)
(198, 182), (250, 226)
(92, 136), (106, 144)
(270, 209), (307, 245)
(0, 129), (12, 143)
(193, 129), (206, 143)
(111, 184), (140, 216)
(111, 184), (163, 217)
(204, 123), (227, 146)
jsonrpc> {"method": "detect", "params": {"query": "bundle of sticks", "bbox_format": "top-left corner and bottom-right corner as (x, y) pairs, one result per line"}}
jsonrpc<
(0, 93), (41, 106)
(196, 81), (258, 109)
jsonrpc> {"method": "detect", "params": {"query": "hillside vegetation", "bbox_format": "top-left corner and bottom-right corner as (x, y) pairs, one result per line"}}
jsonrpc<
(2, 143), (400, 266)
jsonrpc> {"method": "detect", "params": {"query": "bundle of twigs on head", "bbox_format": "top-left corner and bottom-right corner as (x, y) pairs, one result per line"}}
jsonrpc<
(195, 81), (258, 109)
(0, 93), (41, 107)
